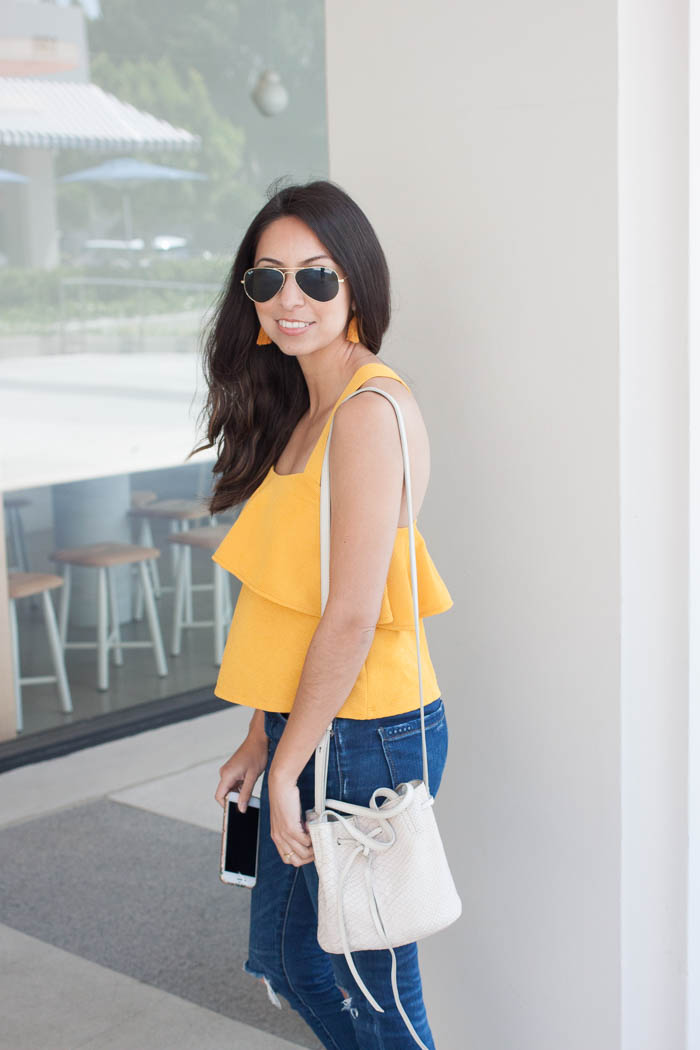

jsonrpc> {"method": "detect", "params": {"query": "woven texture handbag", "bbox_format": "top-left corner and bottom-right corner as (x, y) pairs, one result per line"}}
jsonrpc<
(305, 385), (462, 1049)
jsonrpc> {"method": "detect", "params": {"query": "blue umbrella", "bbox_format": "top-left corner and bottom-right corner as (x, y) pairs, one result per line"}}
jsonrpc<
(58, 156), (208, 239)
(0, 168), (29, 183)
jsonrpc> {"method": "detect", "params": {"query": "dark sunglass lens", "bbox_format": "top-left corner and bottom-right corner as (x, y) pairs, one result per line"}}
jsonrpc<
(296, 267), (339, 302)
(244, 268), (284, 302)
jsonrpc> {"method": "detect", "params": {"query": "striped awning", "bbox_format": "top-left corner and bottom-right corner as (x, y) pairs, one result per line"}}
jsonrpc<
(0, 77), (200, 151)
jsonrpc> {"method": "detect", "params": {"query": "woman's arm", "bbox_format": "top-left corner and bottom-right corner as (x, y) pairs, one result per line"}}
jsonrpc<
(214, 706), (269, 811)
(268, 615), (375, 786)
(248, 707), (266, 741)
(266, 388), (410, 866)
(268, 387), (407, 788)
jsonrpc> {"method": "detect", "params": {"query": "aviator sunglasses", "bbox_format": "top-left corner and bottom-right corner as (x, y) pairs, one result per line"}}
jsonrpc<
(241, 265), (348, 304)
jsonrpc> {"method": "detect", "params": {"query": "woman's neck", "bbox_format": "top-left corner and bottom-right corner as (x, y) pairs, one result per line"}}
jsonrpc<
(300, 345), (376, 422)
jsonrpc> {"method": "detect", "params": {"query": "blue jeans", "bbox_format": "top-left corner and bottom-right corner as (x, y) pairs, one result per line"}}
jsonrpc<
(243, 696), (449, 1050)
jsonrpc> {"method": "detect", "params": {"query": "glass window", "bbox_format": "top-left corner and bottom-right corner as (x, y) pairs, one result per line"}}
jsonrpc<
(0, 0), (328, 740)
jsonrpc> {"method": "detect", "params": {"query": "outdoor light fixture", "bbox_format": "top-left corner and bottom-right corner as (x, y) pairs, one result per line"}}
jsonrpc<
(251, 70), (289, 116)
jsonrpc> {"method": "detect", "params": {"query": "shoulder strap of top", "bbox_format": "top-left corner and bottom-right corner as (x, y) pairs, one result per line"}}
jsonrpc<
(305, 360), (411, 483)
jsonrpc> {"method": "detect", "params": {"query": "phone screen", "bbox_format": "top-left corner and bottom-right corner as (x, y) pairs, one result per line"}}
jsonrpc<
(224, 797), (260, 878)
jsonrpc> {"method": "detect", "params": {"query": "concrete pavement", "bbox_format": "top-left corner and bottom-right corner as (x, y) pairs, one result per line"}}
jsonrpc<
(0, 705), (320, 1050)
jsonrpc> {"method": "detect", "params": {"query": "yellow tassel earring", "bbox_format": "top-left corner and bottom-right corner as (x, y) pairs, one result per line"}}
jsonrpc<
(346, 315), (360, 343)
(256, 325), (272, 346)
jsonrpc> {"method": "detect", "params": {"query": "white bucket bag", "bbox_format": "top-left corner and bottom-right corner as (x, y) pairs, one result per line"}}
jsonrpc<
(305, 386), (462, 1050)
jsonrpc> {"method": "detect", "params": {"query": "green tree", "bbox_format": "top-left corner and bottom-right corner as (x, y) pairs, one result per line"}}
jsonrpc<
(85, 0), (327, 194)
(57, 0), (327, 251)
(86, 0), (323, 121)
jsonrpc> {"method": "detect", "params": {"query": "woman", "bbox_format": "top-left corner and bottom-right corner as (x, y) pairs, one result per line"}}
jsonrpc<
(199, 179), (454, 1049)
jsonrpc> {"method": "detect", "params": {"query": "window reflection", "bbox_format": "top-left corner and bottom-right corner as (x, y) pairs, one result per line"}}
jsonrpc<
(1, 0), (327, 739)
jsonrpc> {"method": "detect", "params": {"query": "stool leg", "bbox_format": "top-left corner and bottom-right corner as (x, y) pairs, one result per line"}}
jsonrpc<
(213, 563), (224, 665)
(224, 574), (233, 622)
(97, 566), (109, 691)
(106, 566), (124, 666)
(130, 564), (140, 621)
(58, 564), (71, 646)
(170, 546), (187, 656)
(169, 521), (180, 577)
(184, 545), (194, 626)
(8, 597), (23, 734)
(182, 524), (193, 625)
(144, 558), (160, 617)
(41, 590), (73, 714)
(133, 562), (145, 622)
(137, 561), (168, 677)
(142, 520), (161, 598)
(132, 523), (147, 621)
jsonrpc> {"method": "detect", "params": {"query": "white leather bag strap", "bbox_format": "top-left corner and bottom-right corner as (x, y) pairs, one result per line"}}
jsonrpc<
(313, 387), (429, 817)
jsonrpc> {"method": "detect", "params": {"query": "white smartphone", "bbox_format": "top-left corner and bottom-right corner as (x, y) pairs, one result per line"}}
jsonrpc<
(220, 790), (261, 887)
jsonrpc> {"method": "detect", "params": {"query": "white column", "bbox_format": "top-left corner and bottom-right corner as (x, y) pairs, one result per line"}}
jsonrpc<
(12, 148), (60, 269)
(619, 2), (689, 1048)
(687, 1), (700, 1045)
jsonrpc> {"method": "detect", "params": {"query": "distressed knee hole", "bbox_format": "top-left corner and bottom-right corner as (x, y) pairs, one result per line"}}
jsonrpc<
(339, 987), (359, 1019)
(243, 963), (283, 1010)
(260, 975), (282, 1009)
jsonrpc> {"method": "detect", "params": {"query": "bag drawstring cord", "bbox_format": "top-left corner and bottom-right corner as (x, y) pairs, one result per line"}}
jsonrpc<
(316, 782), (432, 1050)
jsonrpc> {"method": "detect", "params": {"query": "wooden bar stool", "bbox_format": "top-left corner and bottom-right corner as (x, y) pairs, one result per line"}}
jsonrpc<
(128, 498), (213, 622)
(130, 490), (158, 509)
(8, 571), (74, 734)
(168, 524), (234, 665)
(50, 541), (168, 691)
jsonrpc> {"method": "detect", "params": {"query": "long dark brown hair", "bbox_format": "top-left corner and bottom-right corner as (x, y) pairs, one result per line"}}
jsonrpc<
(188, 178), (392, 515)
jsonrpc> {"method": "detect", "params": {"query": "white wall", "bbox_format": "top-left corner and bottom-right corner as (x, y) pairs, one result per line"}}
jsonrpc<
(325, 2), (691, 1048)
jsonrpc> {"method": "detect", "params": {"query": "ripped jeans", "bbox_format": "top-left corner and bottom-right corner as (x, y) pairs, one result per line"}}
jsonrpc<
(243, 696), (448, 1050)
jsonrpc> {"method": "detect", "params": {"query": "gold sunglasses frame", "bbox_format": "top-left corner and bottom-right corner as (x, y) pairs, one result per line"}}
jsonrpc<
(241, 266), (348, 302)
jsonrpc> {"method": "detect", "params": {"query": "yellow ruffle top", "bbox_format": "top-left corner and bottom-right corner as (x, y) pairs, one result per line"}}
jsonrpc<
(211, 361), (454, 719)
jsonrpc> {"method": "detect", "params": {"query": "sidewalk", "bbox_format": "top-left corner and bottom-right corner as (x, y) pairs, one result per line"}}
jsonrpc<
(0, 706), (321, 1050)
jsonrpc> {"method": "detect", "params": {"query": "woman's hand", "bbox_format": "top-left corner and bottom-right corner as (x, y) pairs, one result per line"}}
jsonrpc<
(215, 726), (269, 812)
(268, 770), (314, 867)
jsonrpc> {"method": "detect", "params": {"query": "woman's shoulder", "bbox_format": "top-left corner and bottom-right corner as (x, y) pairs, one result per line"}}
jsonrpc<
(342, 363), (424, 435)
(343, 359), (417, 412)
(333, 363), (431, 519)
(357, 372), (413, 400)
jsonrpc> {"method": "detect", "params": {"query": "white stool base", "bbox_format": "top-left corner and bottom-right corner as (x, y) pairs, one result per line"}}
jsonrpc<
(59, 562), (168, 691)
(10, 588), (74, 735)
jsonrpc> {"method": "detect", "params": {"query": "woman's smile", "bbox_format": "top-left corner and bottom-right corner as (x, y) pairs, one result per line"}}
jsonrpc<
(277, 318), (315, 334)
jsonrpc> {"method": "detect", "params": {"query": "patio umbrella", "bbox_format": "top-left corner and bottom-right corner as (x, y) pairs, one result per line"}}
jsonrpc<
(0, 168), (29, 183)
(58, 156), (208, 239)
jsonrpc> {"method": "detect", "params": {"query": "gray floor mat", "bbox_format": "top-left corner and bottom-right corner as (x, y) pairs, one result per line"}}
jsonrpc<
(0, 799), (320, 1049)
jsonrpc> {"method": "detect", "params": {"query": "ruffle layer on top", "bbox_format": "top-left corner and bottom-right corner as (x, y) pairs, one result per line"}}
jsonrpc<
(211, 467), (454, 631)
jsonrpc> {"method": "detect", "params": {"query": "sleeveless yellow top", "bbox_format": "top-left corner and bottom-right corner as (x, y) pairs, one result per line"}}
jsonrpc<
(210, 361), (454, 719)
